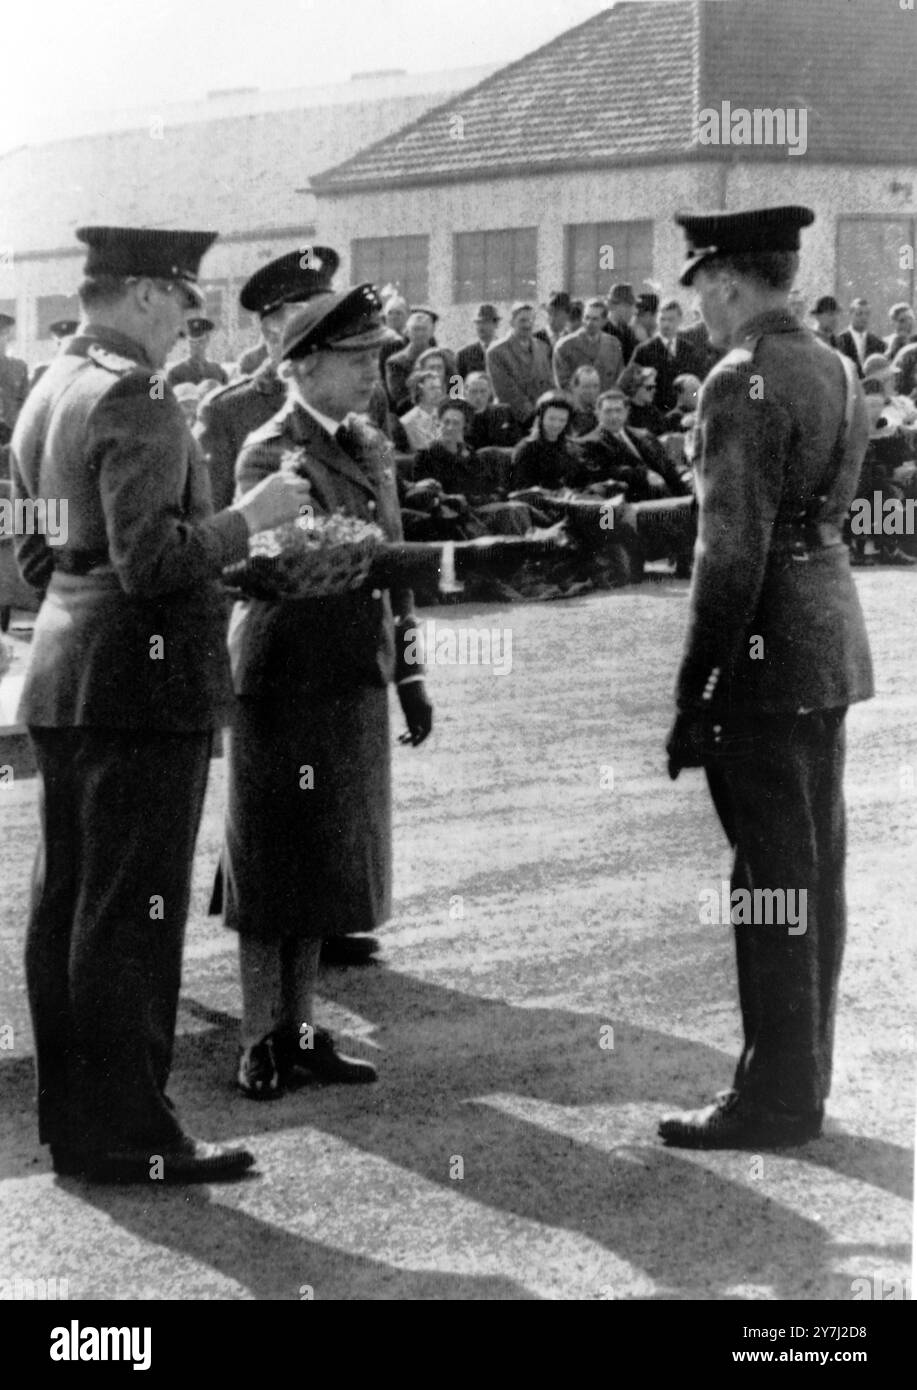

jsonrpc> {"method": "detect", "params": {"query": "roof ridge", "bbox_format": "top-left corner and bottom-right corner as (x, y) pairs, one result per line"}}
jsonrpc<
(312, 6), (618, 189)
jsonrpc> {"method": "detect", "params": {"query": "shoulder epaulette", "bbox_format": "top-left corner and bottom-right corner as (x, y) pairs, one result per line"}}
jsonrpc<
(86, 343), (141, 375)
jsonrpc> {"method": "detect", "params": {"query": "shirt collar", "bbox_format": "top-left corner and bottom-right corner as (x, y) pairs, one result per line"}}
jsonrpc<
(290, 384), (341, 436)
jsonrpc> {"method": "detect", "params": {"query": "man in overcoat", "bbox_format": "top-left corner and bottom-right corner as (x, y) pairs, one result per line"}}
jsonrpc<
(10, 225), (311, 1181)
(224, 284), (433, 1100)
(662, 206), (873, 1148)
(486, 304), (554, 431)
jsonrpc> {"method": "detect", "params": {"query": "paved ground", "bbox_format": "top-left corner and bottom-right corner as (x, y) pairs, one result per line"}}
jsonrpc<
(0, 569), (913, 1301)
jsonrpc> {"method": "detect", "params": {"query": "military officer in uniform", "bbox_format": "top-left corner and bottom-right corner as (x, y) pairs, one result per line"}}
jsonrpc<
(195, 246), (339, 511)
(661, 206), (873, 1148)
(11, 225), (312, 1181)
(166, 316), (228, 389)
(0, 312), (29, 433)
(224, 284), (433, 1099)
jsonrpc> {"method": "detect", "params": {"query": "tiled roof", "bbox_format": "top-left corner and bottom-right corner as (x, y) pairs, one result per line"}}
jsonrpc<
(0, 71), (493, 258)
(314, 0), (917, 192)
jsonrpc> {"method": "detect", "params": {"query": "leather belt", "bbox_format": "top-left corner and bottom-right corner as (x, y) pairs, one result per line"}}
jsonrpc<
(771, 520), (842, 557)
(53, 548), (111, 575)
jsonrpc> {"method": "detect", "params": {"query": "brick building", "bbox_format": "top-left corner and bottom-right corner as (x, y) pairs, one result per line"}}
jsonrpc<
(311, 0), (917, 350)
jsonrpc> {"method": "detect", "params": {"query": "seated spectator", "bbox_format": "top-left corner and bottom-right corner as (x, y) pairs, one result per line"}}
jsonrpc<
(630, 299), (705, 412)
(617, 363), (669, 436)
(415, 346), (458, 394)
(534, 292), (573, 352)
(385, 308), (440, 413)
(399, 369), (444, 452)
(665, 373), (702, 432)
(553, 298), (623, 393)
(568, 365), (601, 436)
(456, 304), (501, 379)
(861, 354), (917, 430)
(464, 371), (520, 450)
(810, 295), (840, 347)
(173, 382), (202, 427)
(885, 302), (917, 360)
(574, 389), (691, 502)
(851, 368), (917, 566)
(412, 398), (535, 536)
(511, 391), (583, 491)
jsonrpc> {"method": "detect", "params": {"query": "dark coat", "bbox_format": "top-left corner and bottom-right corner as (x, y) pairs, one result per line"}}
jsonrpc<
(676, 310), (874, 715)
(194, 359), (286, 511)
(485, 334), (554, 426)
(11, 326), (249, 732)
(574, 426), (687, 501)
(631, 333), (706, 411)
(467, 403), (520, 451)
(224, 398), (415, 941)
(605, 319), (640, 365)
(511, 436), (583, 490)
(455, 340), (487, 379)
(836, 328), (886, 378)
(552, 328), (623, 393)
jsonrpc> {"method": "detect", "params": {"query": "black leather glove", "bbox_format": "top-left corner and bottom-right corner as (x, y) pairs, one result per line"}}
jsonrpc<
(397, 680), (433, 746)
(666, 708), (711, 780)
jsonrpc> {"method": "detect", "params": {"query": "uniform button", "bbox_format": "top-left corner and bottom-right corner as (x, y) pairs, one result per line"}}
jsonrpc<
(367, 501), (376, 513)
(371, 588), (382, 599)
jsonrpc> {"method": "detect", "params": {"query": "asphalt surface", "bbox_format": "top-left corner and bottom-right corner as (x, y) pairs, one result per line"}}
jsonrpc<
(0, 569), (913, 1301)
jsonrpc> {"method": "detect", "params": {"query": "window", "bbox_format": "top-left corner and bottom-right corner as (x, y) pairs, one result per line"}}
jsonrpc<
(36, 294), (81, 339)
(351, 236), (429, 304)
(453, 228), (538, 304)
(836, 216), (915, 327)
(0, 299), (16, 322)
(564, 221), (654, 299)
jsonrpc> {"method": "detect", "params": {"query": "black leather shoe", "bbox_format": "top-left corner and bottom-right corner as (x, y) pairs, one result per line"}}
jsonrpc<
(277, 1027), (377, 1084)
(320, 935), (380, 966)
(53, 1138), (255, 1183)
(237, 1037), (283, 1100)
(658, 1089), (823, 1149)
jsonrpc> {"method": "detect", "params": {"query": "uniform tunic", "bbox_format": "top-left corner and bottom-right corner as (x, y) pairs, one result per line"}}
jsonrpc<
(194, 359), (286, 510)
(223, 398), (415, 942)
(11, 325), (249, 1153)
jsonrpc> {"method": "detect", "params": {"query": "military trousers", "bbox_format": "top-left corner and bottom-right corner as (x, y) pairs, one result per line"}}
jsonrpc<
(705, 707), (848, 1116)
(26, 727), (212, 1154)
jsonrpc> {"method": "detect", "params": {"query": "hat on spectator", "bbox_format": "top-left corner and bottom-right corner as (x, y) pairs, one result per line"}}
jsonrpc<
(546, 291), (572, 312)
(812, 295), (839, 315)
(674, 205), (815, 286)
(281, 283), (387, 360)
(410, 305), (439, 323)
(608, 283), (636, 306)
(75, 226), (217, 308)
(635, 292), (659, 314)
(474, 304), (501, 323)
(239, 246), (340, 318)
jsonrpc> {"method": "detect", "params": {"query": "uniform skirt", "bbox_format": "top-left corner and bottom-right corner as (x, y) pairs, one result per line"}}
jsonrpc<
(223, 684), (392, 941)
